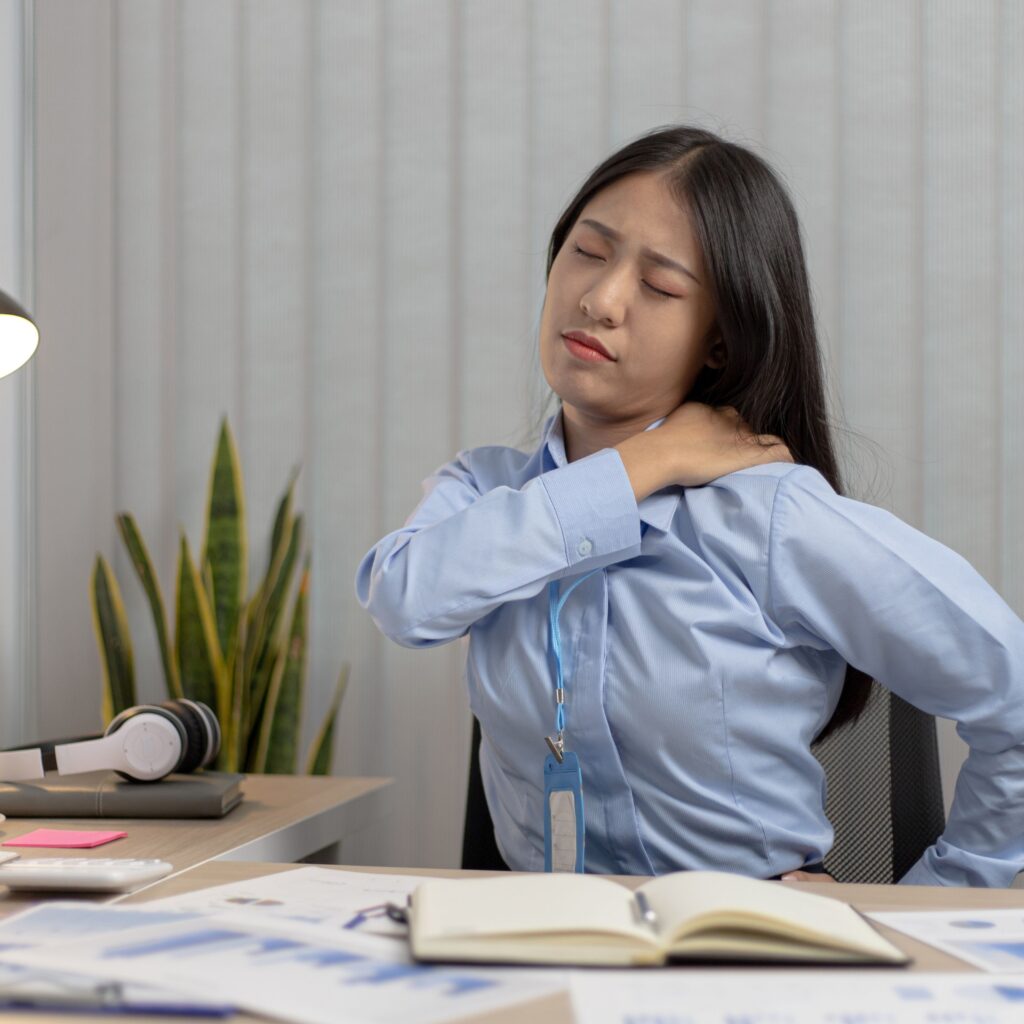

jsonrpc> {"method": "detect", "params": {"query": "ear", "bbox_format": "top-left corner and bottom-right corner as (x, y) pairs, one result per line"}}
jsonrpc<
(705, 335), (726, 370)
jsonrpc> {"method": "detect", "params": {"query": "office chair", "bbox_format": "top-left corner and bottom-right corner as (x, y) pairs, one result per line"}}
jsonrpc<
(461, 718), (509, 871)
(814, 681), (945, 883)
(461, 682), (946, 882)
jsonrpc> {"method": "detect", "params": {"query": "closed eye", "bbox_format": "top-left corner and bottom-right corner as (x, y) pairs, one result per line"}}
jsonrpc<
(571, 242), (602, 261)
(571, 243), (680, 299)
(642, 281), (678, 299)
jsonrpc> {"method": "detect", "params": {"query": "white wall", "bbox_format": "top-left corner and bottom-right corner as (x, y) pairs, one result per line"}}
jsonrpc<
(0, 0), (35, 747)
(33, 0), (115, 745)
(27, 0), (1024, 866)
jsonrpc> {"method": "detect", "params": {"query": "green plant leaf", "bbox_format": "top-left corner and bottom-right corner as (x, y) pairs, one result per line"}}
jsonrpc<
(175, 532), (228, 727)
(240, 510), (300, 766)
(305, 662), (349, 776)
(251, 647), (285, 773)
(201, 419), (247, 666)
(244, 513), (303, 717)
(229, 622), (247, 772)
(230, 593), (257, 764)
(256, 560), (310, 774)
(202, 557), (215, 612)
(262, 513), (303, 649)
(244, 640), (279, 771)
(90, 555), (136, 724)
(269, 465), (300, 567)
(116, 513), (182, 700)
(245, 468), (300, 712)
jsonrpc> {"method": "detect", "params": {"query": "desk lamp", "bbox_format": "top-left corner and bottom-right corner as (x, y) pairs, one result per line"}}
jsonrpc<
(0, 287), (39, 379)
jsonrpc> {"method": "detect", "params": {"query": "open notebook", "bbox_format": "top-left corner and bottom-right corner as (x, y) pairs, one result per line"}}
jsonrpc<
(409, 870), (909, 967)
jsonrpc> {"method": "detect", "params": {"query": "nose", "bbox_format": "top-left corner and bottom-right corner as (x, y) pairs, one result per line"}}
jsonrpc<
(579, 265), (628, 327)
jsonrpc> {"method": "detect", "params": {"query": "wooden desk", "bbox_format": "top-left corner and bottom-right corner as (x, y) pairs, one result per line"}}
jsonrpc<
(0, 774), (391, 917)
(110, 862), (1024, 1024)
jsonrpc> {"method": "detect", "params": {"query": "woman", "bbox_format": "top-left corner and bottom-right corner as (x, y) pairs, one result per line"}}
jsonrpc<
(356, 125), (1024, 886)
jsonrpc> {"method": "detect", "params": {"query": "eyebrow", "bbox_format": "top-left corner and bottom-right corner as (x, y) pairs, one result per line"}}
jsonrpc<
(578, 218), (701, 286)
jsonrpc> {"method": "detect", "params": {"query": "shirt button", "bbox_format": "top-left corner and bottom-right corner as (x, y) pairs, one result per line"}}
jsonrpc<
(576, 538), (593, 557)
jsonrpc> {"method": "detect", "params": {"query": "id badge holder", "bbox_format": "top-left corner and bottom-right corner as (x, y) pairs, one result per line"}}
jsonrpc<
(543, 751), (585, 873)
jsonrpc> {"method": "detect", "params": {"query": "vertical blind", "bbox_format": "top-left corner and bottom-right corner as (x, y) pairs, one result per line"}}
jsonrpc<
(32, 0), (1024, 867)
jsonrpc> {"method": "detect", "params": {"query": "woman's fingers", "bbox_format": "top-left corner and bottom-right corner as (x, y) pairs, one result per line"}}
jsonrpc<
(653, 402), (793, 487)
(757, 435), (793, 463)
(735, 432), (792, 465)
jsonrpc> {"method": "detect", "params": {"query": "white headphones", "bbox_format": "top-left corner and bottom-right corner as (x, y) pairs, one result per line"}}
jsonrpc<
(0, 699), (222, 783)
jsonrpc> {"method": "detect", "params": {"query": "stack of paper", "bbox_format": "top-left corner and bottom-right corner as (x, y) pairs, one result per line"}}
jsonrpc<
(0, 903), (232, 1015)
(0, 868), (564, 1024)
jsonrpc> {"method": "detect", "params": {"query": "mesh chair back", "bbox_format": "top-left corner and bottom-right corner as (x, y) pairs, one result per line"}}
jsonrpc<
(813, 682), (945, 883)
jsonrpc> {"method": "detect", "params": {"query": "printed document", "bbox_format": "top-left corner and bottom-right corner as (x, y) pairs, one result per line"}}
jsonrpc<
(871, 908), (1024, 973)
(570, 970), (1024, 1023)
(0, 902), (563, 1024)
(145, 866), (420, 941)
(0, 902), (231, 1015)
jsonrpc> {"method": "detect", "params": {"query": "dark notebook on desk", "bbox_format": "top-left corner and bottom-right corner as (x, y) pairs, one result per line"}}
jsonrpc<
(0, 771), (244, 819)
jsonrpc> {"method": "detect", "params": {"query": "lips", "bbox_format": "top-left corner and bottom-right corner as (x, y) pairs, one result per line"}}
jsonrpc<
(562, 330), (615, 361)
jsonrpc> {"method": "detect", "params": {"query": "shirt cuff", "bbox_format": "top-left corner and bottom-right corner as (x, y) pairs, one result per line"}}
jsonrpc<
(897, 856), (948, 887)
(898, 842), (1023, 888)
(539, 448), (641, 568)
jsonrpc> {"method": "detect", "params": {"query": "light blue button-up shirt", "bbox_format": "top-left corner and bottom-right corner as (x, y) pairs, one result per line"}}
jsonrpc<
(356, 412), (1024, 886)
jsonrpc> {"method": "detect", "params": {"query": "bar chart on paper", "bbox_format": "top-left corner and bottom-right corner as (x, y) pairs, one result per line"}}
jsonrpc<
(0, 903), (231, 1015)
(0, 906), (562, 1024)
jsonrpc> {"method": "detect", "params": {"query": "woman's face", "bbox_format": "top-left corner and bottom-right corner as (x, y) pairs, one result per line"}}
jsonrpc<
(539, 171), (719, 428)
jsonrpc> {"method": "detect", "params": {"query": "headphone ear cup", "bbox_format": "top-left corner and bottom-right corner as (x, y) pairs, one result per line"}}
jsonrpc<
(181, 699), (221, 768)
(160, 700), (207, 774)
(105, 705), (140, 737)
(104, 705), (187, 782)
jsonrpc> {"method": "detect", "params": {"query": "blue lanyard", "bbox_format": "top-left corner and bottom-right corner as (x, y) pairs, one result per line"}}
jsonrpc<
(546, 569), (601, 761)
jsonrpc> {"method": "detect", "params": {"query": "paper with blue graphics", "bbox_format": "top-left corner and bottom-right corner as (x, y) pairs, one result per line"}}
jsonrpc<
(0, 902), (232, 1014)
(0, 901), (562, 1024)
(144, 865), (422, 942)
(570, 970), (1024, 1024)
(871, 908), (1024, 973)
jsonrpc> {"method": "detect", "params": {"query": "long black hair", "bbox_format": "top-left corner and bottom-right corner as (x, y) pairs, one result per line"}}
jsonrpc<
(544, 124), (870, 741)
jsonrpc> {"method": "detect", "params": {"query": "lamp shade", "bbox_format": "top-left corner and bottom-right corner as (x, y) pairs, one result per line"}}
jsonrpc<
(0, 288), (39, 380)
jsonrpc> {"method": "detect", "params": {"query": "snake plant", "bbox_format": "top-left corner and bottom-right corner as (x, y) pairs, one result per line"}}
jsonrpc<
(90, 419), (347, 773)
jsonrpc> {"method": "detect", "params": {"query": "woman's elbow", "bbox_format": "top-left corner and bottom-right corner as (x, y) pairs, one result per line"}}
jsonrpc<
(354, 559), (447, 648)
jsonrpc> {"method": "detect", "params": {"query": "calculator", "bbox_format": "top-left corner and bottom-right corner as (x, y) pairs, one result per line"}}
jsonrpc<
(0, 857), (173, 892)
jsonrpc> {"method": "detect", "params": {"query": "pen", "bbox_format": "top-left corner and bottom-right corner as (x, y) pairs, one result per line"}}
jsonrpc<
(634, 891), (658, 929)
(0, 992), (233, 1017)
(0, 977), (234, 1017)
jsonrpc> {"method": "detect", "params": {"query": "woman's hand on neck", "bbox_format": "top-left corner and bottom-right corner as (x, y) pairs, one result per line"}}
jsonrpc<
(583, 401), (794, 503)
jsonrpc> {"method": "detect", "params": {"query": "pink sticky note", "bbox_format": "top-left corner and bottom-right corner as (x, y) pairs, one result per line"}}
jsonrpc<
(2, 829), (127, 849)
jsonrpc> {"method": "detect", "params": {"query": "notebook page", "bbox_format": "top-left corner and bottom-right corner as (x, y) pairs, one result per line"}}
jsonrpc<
(637, 871), (903, 959)
(413, 874), (655, 945)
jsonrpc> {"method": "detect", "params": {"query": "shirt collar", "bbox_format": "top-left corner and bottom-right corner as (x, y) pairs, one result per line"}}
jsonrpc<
(541, 409), (681, 533)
